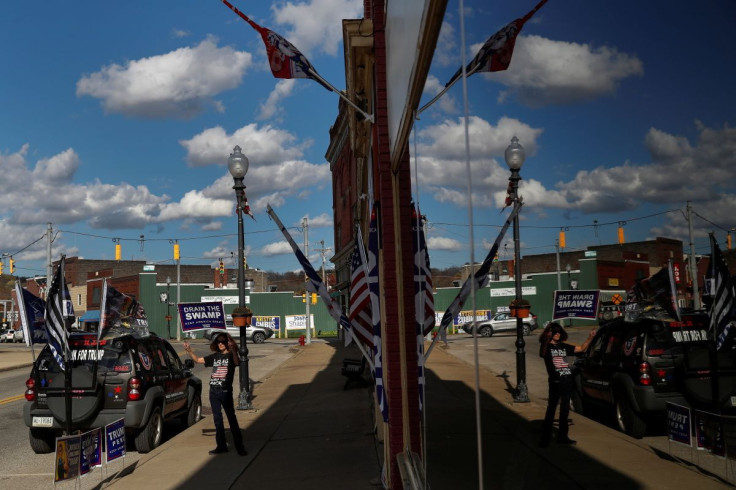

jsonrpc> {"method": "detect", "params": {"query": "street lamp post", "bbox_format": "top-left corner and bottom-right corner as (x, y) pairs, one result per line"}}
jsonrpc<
(228, 145), (253, 410)
(505, 136), (529, 403)
(166, 276), (172, 338)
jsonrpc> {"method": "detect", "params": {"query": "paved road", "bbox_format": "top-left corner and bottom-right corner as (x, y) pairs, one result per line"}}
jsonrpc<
(0, 339), (298, 490)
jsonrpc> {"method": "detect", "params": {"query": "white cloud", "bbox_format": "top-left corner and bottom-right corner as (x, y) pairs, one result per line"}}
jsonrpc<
(257, 79), (296, 120)
(76, 37), (252, 119)
(180, 123), (307, 167)
(488, 35), (644, 107)
(261, 241), (293, 256)
(303, 213), (334, 228)
(428, 236), (462, 251)
(272, 0), (363, 56)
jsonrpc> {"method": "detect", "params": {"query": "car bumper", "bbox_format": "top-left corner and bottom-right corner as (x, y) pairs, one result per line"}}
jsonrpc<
(631, 386), (687, 414)
(24, 400), (150, 431)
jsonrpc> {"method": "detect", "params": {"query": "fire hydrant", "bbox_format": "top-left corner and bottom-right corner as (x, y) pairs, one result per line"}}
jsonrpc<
(298, 335), (306, 346)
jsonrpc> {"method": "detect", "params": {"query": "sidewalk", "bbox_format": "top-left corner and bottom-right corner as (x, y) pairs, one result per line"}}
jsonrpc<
(3, 341), (733, 488)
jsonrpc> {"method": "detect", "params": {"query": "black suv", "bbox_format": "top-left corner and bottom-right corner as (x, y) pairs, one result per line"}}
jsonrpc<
(23, 332), (202, 454)
(571, 315), (689, 438)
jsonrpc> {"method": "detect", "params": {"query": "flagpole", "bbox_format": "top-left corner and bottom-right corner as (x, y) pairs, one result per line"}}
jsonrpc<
(416, 65), (481, 116)
(266, 204), (375, 370)
(308, 68), (375, 123)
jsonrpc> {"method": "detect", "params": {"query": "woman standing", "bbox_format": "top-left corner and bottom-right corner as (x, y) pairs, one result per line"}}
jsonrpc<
(538, 322), (595, 447)
(184, 332), (247, 456)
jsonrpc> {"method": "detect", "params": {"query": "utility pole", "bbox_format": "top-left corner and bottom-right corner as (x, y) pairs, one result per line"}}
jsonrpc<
(687, 201), (700, 310)
(46, 223), (52, 299)
(303, 217), (311, 344)
(315, 240), (332, 288)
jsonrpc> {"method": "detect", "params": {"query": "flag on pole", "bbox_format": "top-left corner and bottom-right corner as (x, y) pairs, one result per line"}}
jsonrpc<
(15, 281), (47, 346)
(99, 280), (149, 341)
(413, 206), (434, 411)
(351, 206), (387, 421)
(265, 205), (373, 367)
(220, 0), (331, 91)
(624, 262), (681, 323)
(425, 205), (520, 360)
(444, 0), (548, 88)
(709, 234), (735, 350)
(44, 257), (70, 370)
(349, 227), (376, 348)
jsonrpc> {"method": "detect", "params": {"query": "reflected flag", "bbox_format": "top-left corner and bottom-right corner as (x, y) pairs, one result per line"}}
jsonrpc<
(709, 234), (735, 350)
(99, 281), (149, 341)
(413, 206), (434, 412)
(444, 0), (548, 88)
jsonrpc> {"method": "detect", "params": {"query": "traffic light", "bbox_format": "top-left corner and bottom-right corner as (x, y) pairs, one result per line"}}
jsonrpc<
(218, 260), (225, 275)
(302, 293), (306, 303)
(9, 257), (15, 274)
(115, 243), (121, 261)
(559, 229), (566, 249)
(728, 233), (733, 250)
(618, 225), (625, 244)
(311, 293), (317, 304)
(0, 262), (3, 275)
(173, 243), (180, 261)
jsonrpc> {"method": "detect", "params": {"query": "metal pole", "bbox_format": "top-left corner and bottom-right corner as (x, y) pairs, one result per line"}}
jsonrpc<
(303, 218), (311, 344)
(46, 223), (52, 299)
(234, 177), (252, 409)
(687, 201), (701, 309)
(511, 169), (529, 403)
(555, 240), (562, 290)
(176, 258), (181, 341)
(166, 281), (171, 339)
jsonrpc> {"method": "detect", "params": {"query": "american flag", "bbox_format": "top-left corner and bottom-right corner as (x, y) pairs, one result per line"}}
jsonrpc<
(426, 204), (520, 360)
(44, 256), (71, 370)
(212, 365), (228, 381)
(220, 0), (331, 91)
(709, 234), (735, 350)
(444, 0), (548, 88)
(349, 227), (375, 348)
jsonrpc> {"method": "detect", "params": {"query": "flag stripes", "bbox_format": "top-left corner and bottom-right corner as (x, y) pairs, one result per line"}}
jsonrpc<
(44, 256), (70, 370)
(709, 234), (735, 350)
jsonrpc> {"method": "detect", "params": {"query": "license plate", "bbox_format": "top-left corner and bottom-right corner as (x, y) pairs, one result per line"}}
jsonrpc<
(32, 416), (54, 427)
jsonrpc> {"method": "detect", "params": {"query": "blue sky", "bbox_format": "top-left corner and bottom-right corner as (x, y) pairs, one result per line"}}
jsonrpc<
(1, 1), (735, 278)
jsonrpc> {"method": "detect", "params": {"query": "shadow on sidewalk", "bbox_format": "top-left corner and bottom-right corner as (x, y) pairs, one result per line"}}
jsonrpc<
(180, 340), (382, 490)
(423, 365), (643, 489)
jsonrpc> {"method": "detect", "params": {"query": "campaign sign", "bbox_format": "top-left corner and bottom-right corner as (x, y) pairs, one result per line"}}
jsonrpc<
(54, 435), (81, 483)
(695, 410), (726, 457)
(666, 403), (691, 446)
(105, 418), (127, 462)
(454, 310), (493, 326)
(80, 428), (102, 475)
(254, 315), (280, 330)
(285, 314), (315, 330)
(178, 302), (226, 332)
(552, 290), (600, 320)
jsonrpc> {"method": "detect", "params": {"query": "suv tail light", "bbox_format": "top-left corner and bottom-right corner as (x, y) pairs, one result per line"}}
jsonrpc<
(128, 377), (142, 401)
(639, 362), (652, 386)
(25, 377), (36, 401)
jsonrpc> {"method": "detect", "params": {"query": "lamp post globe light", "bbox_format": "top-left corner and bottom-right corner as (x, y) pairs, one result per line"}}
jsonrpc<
(228, 145), (253, 410)
(505, 136), (529, 403)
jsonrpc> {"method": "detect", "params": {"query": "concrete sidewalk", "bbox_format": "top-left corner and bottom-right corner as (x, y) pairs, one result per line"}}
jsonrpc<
(3, 341), (733, 488)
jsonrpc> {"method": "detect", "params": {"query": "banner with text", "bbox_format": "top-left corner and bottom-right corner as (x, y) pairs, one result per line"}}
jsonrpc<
(285, 314), (315, 330)
(666, 402), (692, 446)
(54, 435), (81, 483)
(553, 290), (600, 320)
(105, 418), (126, 463)
(254, 315), (280, 330)
(177, 302), (227, 332)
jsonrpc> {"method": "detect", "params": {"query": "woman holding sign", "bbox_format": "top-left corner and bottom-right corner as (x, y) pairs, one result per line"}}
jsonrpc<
(538, 322), (595, 447)
(184, 321), (248, 457)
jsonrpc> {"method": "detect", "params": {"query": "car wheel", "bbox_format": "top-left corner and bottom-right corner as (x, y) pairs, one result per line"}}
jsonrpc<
(479, 325), (493, 337)
(183, 394), (202, 427)
(522, 324), (531, 336)
(570, 388), (586, 416)
(252, 332), (266, 344)
(135, 407), (164, 453)
(614, 392), (646, 438)
(29, 428), (56, 454)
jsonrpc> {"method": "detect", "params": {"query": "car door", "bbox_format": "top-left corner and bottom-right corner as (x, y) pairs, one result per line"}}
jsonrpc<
(579, 328), (610, 403)
(492, 313), (515, 332)
(161, 341), (188, 414)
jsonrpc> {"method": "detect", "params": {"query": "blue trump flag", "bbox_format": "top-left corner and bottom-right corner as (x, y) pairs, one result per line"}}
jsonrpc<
(15, 281), (48, 345)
